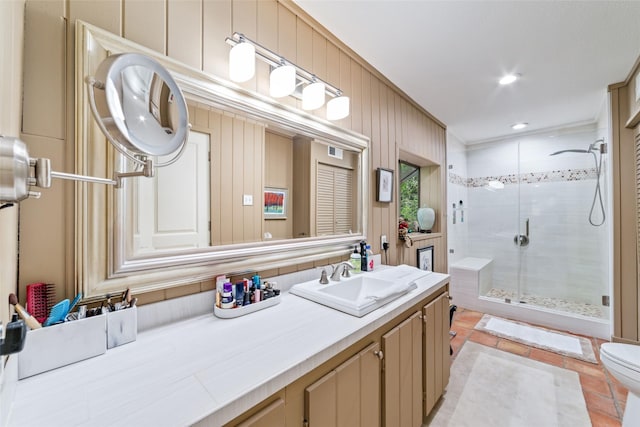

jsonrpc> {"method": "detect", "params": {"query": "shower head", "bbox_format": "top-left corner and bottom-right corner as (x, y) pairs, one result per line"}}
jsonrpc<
(549, 149), (590, 156)
(588, 138), (605, 152)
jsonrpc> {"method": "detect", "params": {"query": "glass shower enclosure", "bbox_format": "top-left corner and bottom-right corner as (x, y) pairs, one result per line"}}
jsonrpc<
(466, 127), (609, 320)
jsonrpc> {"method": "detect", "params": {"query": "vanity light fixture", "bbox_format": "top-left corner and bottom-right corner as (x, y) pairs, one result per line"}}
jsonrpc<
(225, 32), (349, 120)
(270, 60), (297, 98)
(229, 37), (255, 83)
(326, 92), (350, 121)
(511, 123), (528, 130)
(302, 77), (325, 110)
(0, 53), (190, 206)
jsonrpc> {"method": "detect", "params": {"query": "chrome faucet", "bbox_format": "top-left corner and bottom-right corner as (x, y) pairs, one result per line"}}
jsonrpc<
(330, 261), (354, 281)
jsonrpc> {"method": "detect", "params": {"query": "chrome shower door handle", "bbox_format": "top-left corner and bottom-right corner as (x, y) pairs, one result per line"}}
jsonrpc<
(514, 218), (530, 246)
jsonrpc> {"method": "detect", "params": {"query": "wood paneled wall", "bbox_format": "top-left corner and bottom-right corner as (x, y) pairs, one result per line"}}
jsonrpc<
(19, 0), (447, 303)
(189, 103), (265, 246)
(265, 131), (293, 240)
(609, 61), (640, 344)
(0, 0), (24, 327)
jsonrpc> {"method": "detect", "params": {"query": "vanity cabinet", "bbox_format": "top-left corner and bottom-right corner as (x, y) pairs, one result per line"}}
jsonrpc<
(236, 398), (285, 427)
(224, 284), (449, 427)
(304, 342), (381, 427)
(423, 292), (451, 416)
(382, 311), (423, 427)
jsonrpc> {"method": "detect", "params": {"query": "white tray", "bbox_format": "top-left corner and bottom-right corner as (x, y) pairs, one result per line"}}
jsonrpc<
(214, 295), (281, 319)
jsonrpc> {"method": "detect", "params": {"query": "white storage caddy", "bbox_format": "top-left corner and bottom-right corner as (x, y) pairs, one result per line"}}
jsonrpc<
(18, 314), (107, 379)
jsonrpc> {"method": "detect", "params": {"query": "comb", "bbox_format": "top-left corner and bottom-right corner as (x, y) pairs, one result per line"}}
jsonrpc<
(26, 283), (56, 324)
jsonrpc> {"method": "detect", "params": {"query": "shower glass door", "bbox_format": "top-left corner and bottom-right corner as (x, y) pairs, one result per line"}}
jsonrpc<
(469, 127), (609, 319)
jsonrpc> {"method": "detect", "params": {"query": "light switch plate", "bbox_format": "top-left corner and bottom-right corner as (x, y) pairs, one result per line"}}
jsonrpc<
(243, 194), (253, 206)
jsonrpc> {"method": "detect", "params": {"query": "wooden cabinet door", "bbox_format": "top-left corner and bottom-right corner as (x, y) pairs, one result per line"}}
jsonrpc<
(305, 342), (381, 427)
(423, 292), (450, 417)
(382, 311), (422, 427)
(236, 398), (285, 427)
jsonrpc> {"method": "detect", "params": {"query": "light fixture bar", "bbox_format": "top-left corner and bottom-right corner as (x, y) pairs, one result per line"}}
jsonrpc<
(225, 32), (342, 98)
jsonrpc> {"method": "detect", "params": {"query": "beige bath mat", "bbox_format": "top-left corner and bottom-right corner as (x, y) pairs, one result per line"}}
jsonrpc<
(427, 341), (591, 426)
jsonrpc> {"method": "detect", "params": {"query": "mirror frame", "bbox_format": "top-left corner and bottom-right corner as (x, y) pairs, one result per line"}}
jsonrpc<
(75, 21), (369, 298)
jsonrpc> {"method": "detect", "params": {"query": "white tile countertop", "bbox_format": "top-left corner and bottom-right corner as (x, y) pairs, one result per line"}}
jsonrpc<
(9, 267), (449, 427)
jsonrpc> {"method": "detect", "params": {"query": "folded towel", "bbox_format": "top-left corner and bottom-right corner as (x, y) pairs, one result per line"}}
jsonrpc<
(365, 281), (418, 301)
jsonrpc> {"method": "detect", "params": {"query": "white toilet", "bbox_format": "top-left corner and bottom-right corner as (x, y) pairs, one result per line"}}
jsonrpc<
(600, 343), (640, 427)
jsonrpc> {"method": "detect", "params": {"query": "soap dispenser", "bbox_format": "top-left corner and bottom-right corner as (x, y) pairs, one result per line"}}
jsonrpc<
(350, 245), (361, 273)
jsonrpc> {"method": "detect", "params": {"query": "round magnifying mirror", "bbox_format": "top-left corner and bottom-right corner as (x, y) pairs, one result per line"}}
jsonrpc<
(89, 53), (189, 161)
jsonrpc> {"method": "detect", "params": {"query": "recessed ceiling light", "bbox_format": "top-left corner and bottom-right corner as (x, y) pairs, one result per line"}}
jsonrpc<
(499, 74), (519, 85)
(511, 123), (528, 130)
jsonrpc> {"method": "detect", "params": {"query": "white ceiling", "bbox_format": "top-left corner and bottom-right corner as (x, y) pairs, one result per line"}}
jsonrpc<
(293, 1), (640, 144)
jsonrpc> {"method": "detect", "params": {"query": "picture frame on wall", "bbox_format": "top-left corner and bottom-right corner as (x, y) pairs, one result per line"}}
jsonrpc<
(417, 245), (434, 271)
(264, 187), (288, 219)
(376, 168), (394, 202)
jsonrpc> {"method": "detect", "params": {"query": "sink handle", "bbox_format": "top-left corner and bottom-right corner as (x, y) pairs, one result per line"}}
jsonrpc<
(319, 269), (330, 284)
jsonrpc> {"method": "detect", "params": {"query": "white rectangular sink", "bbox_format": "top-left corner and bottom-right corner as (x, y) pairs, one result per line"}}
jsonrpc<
(289, 265), (430, 317)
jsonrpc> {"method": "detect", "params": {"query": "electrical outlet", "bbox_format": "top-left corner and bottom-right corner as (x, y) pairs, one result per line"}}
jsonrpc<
(381, 235), (387, 247)
(243, 194), (253, 206)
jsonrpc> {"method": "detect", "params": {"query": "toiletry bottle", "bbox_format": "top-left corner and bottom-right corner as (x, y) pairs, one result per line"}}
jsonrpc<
(221, 282), (234, 309)
(235, 281), (245, 307)
(360, 240), (368, 272)
(366, 244), (374, 271)
(350, 245), (361, 273)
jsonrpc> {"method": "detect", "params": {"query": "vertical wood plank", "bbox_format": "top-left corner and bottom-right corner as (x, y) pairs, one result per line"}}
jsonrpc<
(23, 0), (66, 139)
(350, 60), (363, 134)
(256, 0), (277, 95)
(124, 0), (165, 53)
(312, 30), (327, 83)
(210, 110), (222, 245)
(296, 18), (313, 70)
(277, 3), (296, 108)
(399, 316), (413, 427)
(70, 0), (121, 34)
(305, 371), (337, 427)
(168, 0), (202, 69)
(326, 41), (340, 89)
(203, 0), (231, 79)
(424, 300), (436, 416)
(232, 0), (257, 92)
(434, 293), (444, 397)
(236, 398), (285, 427)
(255, 124), (265, 240)
(336, 355), (361, 427)
(371, 77), (381, 247)
(232, 118), (245, 241)
(412, 313), (422, 426)
(383, 325), (400, 427)
(220, 113), (233, 244)
(442, 293), (451, 388)
(337, 50), (351, 129)
(243, 121), (256, 241)
(360, 342), (381, 427)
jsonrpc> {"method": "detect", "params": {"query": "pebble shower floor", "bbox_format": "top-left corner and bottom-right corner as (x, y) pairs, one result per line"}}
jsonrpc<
(484, 288), (608, 319)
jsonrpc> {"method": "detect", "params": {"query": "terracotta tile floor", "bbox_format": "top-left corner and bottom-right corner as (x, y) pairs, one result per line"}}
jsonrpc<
(450, 308), (629, 427)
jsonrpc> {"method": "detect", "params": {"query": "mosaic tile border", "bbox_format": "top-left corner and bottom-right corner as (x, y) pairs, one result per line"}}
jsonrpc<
(449, 168), (597, 188)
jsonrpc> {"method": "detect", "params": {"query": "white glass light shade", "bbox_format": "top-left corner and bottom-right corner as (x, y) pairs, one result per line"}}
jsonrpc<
(326, 95), (350, 120)
(229, 42), (255, 83)
(302, 81), (325, 110)
(269, 65), (296, 98)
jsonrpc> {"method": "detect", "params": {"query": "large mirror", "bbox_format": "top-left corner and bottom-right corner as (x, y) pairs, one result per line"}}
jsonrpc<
(76, 21), (369, 297)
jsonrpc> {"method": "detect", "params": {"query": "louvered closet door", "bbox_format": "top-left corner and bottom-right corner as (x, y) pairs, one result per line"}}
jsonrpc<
(317, 163), (354, 235)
